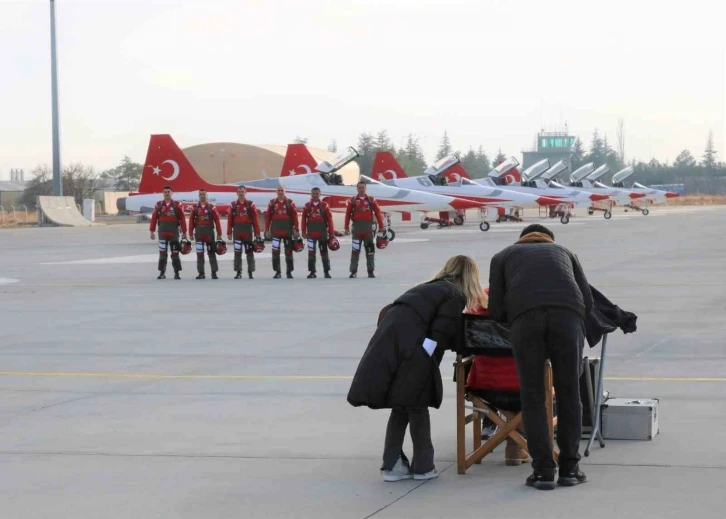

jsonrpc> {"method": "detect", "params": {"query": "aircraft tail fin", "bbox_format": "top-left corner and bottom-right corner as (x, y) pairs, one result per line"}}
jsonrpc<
(280, 144), (319, 177)
(372, 152), (407, 180)
(503, 167), (522, 185)
(139, 134), (222, 193)
(442, 163), (470, 184)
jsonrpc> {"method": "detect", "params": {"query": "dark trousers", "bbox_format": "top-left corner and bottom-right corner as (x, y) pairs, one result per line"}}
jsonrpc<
(510, 308), (584, 474)
(381, 406), (434, 474)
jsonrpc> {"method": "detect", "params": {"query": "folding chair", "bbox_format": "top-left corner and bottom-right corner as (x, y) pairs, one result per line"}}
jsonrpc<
(455, 355), (558, 474)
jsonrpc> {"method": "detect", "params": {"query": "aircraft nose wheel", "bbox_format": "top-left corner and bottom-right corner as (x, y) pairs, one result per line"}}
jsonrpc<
(642, 208), (650, 216)
(560, 215), (570, 224)
(386, 229), (396, 241)
(479, 222), (490, 232)
(604, 211), (612, 220)
(420, 222), (429, 229)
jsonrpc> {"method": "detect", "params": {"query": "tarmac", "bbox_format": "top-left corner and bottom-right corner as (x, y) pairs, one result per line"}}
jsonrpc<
(0, 205), (725, 519)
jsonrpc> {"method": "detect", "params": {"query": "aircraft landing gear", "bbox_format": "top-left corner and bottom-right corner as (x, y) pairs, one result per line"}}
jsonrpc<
(604, 210), (612, 220)
(479, 221), (490, 232)
(642, 208), (650, 216)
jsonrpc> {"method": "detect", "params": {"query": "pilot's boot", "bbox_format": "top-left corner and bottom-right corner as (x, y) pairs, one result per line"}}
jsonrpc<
(234, 252), (242, 279)
(196, 253), (205, 279)
(350, 250), (360, 278)
(272, 253), (281, 278)
(209, 251), (218, 279)
(171, 254), (182, 280)
(285, 255), (294, 279)
(307, 254), (316, 278)
(246, 252), (256, 279)
(157, 254), (167, 279)
(322, 257), (331, 278)
(366, 251), (375, 278)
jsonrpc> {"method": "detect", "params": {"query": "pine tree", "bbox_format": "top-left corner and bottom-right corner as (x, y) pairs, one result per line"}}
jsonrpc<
(474, 146), (491, 178)
(570, 137), (585, 170)
(702, 131), (718, 169)
(373, 129), (394, 152)
(436, 130), (453, 160)
(293, 136), (308, 144)
(673, 150), (696, 169)
(395, 134), (428, 176)
(493, 148), (507, 166)
(327, 139), (338, 153)
(354, 132), (375, 177)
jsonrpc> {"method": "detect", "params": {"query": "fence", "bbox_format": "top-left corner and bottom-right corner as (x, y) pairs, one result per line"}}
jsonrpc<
(0, 204), (38, 226)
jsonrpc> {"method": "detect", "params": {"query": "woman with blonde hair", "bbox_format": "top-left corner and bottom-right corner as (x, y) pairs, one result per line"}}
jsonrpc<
(347, 255), (484, 482)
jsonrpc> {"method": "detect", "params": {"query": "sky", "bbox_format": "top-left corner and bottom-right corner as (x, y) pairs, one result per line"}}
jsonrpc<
(1, 0), (725, 179)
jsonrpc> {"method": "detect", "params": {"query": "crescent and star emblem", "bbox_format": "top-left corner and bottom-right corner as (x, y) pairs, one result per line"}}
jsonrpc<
(148, 160), (180, 181)
(289, 164), (313, 176)
(376, 169), (398, 181)
(504, 173), (517, 184)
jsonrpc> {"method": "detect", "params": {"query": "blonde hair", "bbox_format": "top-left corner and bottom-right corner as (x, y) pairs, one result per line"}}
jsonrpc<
(432, 255), (486, 310)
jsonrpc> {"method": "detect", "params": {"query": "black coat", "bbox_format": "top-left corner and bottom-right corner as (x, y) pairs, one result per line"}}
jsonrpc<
(347, 278), (467, 410)
(488, 242), (593, 324)
(585, 285), (638, 347)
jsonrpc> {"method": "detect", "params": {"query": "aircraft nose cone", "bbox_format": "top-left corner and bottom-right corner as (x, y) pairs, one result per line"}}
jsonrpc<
(536, 196), (561, 206)
(589, 193), (610, 202)
(665, 192), (680, 198)
(629, 193), (647, 199)
(448, 198), (481, 210)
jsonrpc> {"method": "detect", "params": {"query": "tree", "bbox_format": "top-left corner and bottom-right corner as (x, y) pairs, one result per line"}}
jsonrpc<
(62, 163), (101, 206)
(436, 130), (452, 160)
(354, 132), (375, 177)
(673, 150), (696, 169)
(21, 165), (53, 206)
(101, 156), (142, 191)
(702, 131), (718, 169)
(616, 118), (626, 164)
(492, 148), (507, 166)
(474, 146), (491, 177)
(327, 139), (338, 153)
(395, 134), (428, 176)
(293, 136), (308, 144)
(373, 129), (394, 152)
(570, 137), (585, 170)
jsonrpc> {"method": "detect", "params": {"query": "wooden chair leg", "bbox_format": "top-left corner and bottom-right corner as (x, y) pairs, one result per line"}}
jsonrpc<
(544, 360), (559, 462)
(456, 356), (466, 474)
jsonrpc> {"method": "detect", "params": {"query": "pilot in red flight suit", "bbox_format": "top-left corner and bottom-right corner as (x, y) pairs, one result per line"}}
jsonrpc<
(300, 187), (335, 279)
(227, 185), (261, 279)
(188, 189), (222, 280)
(265, 185), (299, 279)
(149, 185), (187, 280)
(344, 181), (384, 278)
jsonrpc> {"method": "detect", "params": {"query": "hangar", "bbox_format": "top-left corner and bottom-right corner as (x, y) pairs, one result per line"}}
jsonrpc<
(180, 143), (361, 185)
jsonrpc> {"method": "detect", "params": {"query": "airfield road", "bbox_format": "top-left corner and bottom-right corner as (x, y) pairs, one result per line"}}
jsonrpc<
(0, 205), (725, 518)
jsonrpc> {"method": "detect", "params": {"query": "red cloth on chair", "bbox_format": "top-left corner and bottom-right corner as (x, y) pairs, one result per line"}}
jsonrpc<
(465, 290), (521, 392)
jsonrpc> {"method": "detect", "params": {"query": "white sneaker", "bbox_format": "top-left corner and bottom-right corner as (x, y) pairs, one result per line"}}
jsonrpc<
(413, 469), (439, 481)
(383, 456), (413, 482)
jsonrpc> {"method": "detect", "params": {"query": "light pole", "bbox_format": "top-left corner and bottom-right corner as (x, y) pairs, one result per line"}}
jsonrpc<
(50, 0), (62, 196)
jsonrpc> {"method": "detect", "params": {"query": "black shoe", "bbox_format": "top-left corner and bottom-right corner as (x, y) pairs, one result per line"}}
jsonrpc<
(157, 272), (166, 280)
(196, 273), (205, 280)
(174, 272), (181, 280)
(273, 272), (281, 279)
(526, 471), (555, 491)
(480, 418), (498, 440)
(248, 272), (254, 279)
(286, 271), (293, 279)
(234, 272), (242, 280)
(324, 271), (331, 278)
(349, 272), (357, 278)
(211, 272), (218, 280)
(368, 271), (375, 278)
(307, 272), (316, 279)
(558, 466), (587, 487)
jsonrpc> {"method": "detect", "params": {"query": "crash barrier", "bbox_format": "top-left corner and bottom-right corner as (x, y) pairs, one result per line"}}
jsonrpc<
(37, 196), (94, 227)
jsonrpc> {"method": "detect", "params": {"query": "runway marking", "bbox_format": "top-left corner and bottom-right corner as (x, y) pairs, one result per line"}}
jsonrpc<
(0, 371), (724, 382)
(0, 278), (20, 285)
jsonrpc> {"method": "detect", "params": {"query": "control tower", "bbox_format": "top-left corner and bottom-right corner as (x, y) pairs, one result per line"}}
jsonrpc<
(522, 130), (576, 169)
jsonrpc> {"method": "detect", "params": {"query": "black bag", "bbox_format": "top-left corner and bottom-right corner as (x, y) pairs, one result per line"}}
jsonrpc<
(455, 313), (513, 357)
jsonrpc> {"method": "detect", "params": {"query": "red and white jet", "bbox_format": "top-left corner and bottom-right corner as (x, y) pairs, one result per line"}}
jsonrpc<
(371, 152), (565, 230)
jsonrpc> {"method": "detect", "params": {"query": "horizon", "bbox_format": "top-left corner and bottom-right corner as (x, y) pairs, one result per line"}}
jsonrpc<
(1, 0), (724, 180)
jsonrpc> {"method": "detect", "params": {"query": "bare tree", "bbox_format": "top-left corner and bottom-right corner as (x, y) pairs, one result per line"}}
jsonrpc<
(616, 118), (626, 164)
(62, 163), (101, 206)
(21, 165), (53, 206)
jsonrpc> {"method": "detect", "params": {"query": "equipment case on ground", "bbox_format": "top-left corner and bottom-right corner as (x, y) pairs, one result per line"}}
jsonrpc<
(601, 398), (659, 440)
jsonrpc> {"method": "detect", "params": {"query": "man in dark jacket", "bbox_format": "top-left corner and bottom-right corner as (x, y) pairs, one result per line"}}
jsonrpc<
(489, 224), (593, 490)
